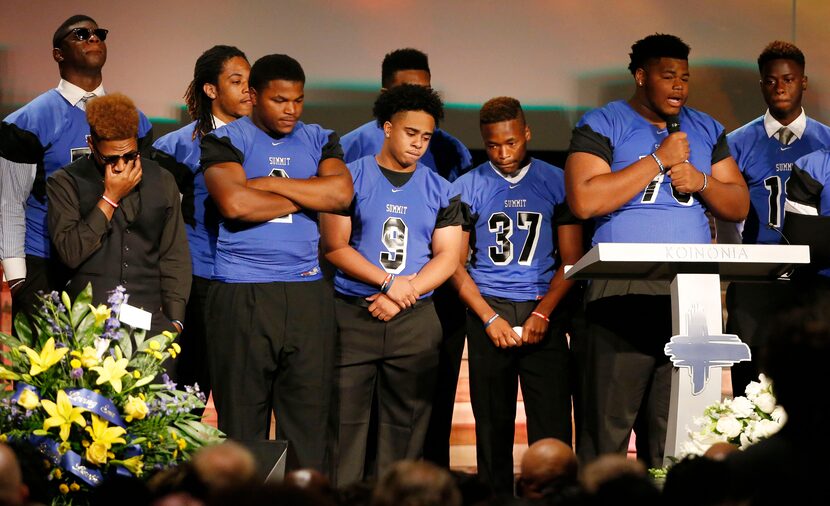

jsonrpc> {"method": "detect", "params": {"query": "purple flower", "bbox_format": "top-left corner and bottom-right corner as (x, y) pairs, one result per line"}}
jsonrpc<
(107, 286), (127, 310)
(71, 368), (83, 379)
(161, 374), (177, 390)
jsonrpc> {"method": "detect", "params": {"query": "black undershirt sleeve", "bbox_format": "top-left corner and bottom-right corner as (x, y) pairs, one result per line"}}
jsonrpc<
(321, 132), (345, 161)
(435, 194), (464, 229)
(458, 201), (474, 232)
(568, 124), (613, 165)
(711, 131), (730, 166)
(151, 147), (196, 227)
(200, 134), (244, 170)
(553, 201), (582, 227)
(0, 122), (45, 163)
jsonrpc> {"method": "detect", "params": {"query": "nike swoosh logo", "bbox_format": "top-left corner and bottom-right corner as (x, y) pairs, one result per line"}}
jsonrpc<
(272, 141), (284, 146)
(780, 146), (793, 151)
(509, 184), (520, 189)
(391, 188), (403, 192)
(656, 129), (667, 134)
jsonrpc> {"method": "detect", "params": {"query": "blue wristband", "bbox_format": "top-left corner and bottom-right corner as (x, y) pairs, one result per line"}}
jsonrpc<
(484, 313), (500, 329)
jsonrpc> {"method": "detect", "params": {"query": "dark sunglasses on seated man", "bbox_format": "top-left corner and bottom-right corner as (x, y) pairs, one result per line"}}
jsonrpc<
(63, 27), (109, 42)
(95, 150), (140, 166)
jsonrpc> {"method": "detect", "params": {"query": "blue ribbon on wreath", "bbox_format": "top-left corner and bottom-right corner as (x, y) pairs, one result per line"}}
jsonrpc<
(65, 388), (125, 428)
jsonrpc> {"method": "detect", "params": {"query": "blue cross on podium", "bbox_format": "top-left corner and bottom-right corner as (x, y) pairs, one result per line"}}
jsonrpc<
(664, 307), (751, 395)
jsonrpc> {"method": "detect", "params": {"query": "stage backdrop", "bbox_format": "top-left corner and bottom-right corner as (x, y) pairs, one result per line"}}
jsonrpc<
(1, 0), (827, 149)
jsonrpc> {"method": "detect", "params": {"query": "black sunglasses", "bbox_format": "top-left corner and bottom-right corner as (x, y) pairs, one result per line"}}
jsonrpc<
(97, 150), (139, 166)
(64, 27), (109, 42)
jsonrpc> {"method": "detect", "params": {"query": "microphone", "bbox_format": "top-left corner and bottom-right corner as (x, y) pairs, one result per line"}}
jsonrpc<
(666, 114), (681, 134)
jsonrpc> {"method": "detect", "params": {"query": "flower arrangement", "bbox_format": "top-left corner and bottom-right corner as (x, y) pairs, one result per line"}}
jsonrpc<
(0, 285), (223, 504)
(679, 374), (786, 458)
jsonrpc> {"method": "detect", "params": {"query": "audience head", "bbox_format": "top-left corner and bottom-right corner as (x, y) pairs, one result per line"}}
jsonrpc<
(185, 45), (251, 138)
(517, 438), (578, 500)
(190, 441), (257, 495)
(52, 15), (107, 74)
(762, 296), (830, 422)
(249, 54), (306, 135)
(284, 468), (336, 503)
(0, 444), (27, 506)
(703, 442), (739, 461)
(371, 460), (461, 506)
(381, 48), (431, 90)
(579, 454), (646, 494)
(479, 96), (531, 176)
(662, 455), (734, 506)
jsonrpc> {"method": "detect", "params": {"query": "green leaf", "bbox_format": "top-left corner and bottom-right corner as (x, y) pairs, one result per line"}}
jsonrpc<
(13, 313), (33, 344)
(120, 336), (133, 360)
(174, 420), (225, 445)
(69, 285), (92, 328)
(133, 375), (155, 388)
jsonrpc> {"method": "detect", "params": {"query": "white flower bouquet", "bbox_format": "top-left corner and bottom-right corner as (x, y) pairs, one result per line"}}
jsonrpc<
(679, 374), (786, 457)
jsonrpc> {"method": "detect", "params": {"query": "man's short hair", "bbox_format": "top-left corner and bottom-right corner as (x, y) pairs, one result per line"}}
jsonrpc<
(86, 93), (139, 141)
(628, 33), (691, 75)
(480, 97), (525, 125)
(53, 14), (97, 49)
(758, 40), (805, 72)
(381, 48), (430, 88)
(373, 83), (444, 128)
(249, 54), (305, 93)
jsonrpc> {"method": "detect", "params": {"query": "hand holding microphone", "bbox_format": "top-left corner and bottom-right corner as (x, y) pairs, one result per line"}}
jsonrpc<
(654, 115), (689, 169)
(660, 114), (707, 193)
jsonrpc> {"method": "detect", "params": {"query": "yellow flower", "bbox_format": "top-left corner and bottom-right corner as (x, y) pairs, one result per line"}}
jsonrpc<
(90, 355), (129, 393)
(85, 414), (126, 449)
(88, 304), (112, 327)
(59, 484), (69, 495)
(177, 438), (187, 450)
(123, 395), (148, 422)
(171, 343), (181, 354)
(70, 483), (80, 492)
(17, 389), (40, 411)
(119, 455), (144, 477)
(41, 390), (86, 441)
(152, 351), (163, 360)
(58, 442), (71, 455)
(0, 435), (7, 443)
(54, 469), (62, 479)
(70, 359), (82, 369)
(79, 347), (99, 368)
(19, 337), (70, 376)
(167, 347), (178, 359)
(148, 340), (161, 351)
(85, 441), (109, 465)
(0, 366), (19, 381)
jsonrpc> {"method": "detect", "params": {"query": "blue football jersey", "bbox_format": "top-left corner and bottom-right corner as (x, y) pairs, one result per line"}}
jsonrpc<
(334, 155), (457, 298)
(570, 100), (728, 245)
(2, 90), (152, 258)
(454, 159), (570, 301)
(341, 120), (473, 182)
(786, 149), (830, 277)
(201, 117), (338, 283)
(728, 116), (830, 244)
(152, 121), (216, 278)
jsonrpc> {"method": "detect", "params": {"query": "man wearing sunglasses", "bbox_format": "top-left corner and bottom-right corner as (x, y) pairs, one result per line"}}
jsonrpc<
(46, 93), (190, 334)
(0, 14), (153, 321)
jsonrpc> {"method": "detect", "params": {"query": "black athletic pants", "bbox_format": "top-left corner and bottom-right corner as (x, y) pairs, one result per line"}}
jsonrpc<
(576, 294), (672, 469)
(331, 296), (442, 485)
(170, 275), (211, 414)
(422, 283), (467, 467)
(467, 296), (572, 495)
(205, 279), (335, 472)
(11, 255), (66, 327)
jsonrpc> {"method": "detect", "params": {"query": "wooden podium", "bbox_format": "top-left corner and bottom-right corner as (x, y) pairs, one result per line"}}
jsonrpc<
(565, 243), (809, 466)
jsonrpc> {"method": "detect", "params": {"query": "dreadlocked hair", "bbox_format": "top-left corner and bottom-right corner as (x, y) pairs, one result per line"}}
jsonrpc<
(184, 45), (248, 140)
